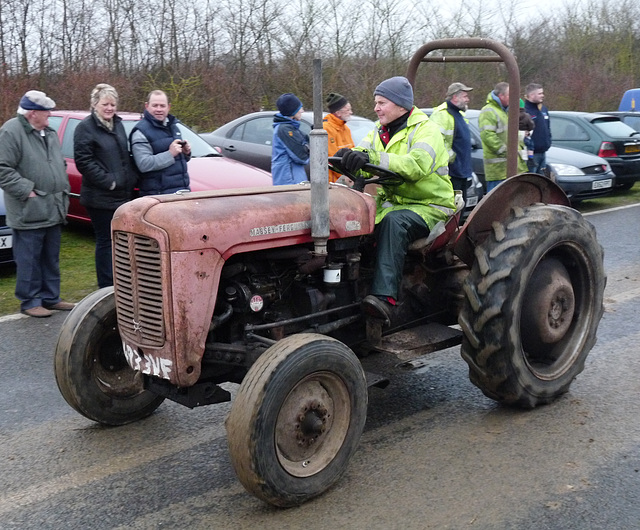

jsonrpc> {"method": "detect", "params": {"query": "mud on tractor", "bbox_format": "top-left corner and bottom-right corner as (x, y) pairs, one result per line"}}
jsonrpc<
(54, 39), (606, 507)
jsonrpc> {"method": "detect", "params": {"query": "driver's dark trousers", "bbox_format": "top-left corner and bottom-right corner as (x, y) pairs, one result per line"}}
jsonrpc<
(371, 209), (430, 301)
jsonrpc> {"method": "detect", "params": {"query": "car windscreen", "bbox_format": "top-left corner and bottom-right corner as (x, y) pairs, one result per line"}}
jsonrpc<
(347, 118), (376, 145)
(60, 118), (82, 158)
(591, 117), (638, 138)
(622, 116), (640, 132)
(48, 115), (63, 132)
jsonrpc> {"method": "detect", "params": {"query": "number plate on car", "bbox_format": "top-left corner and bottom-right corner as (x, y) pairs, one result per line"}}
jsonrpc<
(592, 179), (612, 190)
(0, 235), (12, 249)
(625, 144), (640, 154)
(466, 196), (478, 207)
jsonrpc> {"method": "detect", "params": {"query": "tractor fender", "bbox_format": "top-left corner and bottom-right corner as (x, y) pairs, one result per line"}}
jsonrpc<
(454, 173), (570, 266)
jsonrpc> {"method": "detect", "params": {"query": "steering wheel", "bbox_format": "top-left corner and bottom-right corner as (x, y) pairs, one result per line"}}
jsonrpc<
(328, 156), (404, 192)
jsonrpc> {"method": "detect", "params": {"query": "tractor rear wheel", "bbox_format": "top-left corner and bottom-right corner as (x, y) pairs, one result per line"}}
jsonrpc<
(226, 333), (367, 507)
(458, 205), (605, 408)
(54, 287), (165, 425)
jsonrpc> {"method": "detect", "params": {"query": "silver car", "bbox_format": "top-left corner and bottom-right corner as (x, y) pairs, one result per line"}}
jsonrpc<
(200, 111), (375, 172)
(201, 110), (484, 218)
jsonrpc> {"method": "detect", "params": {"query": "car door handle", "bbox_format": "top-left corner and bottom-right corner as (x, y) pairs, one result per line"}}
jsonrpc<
(224, 145), (236, 152)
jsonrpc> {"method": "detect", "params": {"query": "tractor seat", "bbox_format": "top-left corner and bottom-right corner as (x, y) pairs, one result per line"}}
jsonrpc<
(408, 191), (464, 254)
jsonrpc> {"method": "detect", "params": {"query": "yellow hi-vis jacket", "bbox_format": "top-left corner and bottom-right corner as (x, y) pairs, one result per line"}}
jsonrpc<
(428, 100), (469, 162)
(357, 107), (455, 229)
(479, 93), (527, 182)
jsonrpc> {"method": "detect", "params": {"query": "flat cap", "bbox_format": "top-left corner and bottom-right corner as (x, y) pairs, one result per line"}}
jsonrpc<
(19, 90), (56, 111)
(446, 82), (473, 97)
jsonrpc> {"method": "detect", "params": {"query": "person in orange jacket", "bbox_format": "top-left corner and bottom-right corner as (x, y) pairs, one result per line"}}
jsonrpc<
(323, 92), (355, 183)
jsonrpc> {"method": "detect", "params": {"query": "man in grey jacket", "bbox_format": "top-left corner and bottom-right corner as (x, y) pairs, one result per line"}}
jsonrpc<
(0, 90), (75, 317)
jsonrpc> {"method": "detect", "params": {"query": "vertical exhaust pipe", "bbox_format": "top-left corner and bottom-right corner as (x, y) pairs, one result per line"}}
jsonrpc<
(309, 58), (329, 258)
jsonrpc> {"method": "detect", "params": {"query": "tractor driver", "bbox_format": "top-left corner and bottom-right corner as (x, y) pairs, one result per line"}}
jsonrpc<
(335, 76), (455, 324)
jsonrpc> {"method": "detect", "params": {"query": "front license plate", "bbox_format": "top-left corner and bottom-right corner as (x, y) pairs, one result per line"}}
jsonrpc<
(592, 179), (612, 190)
(466, 196), (478, 207)
(0, 235), (12, 249)
(122, 340), (173, 379)
(625, 144), (640, 154)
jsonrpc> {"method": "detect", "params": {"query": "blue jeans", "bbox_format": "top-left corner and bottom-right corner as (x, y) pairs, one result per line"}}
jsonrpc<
(486, 180), (504, 192)
(13, 225), (62, 311)
(528, 152), (547, 174)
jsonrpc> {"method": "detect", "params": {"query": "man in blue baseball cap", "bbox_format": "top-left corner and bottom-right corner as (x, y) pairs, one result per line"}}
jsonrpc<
(0, 90), (75, 317)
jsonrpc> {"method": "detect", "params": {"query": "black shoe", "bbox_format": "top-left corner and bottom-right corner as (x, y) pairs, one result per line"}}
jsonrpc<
(362, 295), (393, 326)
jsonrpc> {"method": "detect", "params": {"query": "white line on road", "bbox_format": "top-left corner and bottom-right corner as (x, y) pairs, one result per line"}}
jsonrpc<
(583, 202), (640, 216)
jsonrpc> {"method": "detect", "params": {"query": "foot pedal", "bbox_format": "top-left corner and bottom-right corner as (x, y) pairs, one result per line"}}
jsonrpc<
(374, 323), (462, 361)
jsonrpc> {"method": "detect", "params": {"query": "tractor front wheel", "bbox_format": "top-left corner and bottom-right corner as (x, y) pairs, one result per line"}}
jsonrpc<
(226, 333), (368, 507)
(54, 287), (165, 425)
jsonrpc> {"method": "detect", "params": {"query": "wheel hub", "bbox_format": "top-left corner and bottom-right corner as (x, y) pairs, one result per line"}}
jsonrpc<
(94, 333), (145, 397)
(297, 401), (328, 447)
(522, 257), (575, 351)
(275, 372), (351, 478)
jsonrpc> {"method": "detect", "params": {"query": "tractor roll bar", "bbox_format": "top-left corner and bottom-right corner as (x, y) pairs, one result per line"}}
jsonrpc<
(406, 38), (520, 178)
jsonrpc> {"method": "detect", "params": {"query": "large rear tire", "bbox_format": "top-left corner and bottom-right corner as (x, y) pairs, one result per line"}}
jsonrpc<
(226, 333), (368, 507)
(54, 287), (165, 425)
(458, 205), (605, 408)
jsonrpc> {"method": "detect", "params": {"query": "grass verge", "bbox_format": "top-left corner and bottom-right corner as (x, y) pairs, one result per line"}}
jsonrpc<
(573, 183), (640, 214)
(0, 183), (638, 318)
(0, 223), (98, 317)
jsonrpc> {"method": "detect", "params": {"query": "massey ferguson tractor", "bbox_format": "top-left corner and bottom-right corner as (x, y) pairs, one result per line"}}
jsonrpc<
(54, 39), (605, 507)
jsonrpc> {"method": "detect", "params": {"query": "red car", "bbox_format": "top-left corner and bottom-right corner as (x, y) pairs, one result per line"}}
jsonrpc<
(48, 111), (273, 223)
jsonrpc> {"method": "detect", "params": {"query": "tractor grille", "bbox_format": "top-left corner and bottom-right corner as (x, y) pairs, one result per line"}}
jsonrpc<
(113, 231), (165, 347)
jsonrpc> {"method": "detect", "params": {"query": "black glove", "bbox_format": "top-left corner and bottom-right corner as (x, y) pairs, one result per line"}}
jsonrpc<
(342, 150), (369, 172)
(334, 147), (351, 158)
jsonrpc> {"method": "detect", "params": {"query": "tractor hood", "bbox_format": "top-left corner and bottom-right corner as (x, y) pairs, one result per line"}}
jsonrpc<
(112, 184), (377, 258)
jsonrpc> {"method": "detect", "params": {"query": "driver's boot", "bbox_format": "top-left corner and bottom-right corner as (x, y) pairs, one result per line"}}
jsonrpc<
(362, 294), (393, 326)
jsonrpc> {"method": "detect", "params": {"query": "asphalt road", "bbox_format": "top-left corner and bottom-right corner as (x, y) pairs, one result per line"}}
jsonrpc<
(0, 204), (639, 529)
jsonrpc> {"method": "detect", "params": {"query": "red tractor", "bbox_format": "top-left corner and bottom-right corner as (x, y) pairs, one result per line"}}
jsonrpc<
(54, 39), (605, 507)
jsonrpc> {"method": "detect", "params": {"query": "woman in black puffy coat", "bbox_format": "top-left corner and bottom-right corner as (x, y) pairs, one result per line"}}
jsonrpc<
(74, 84), (138, 288)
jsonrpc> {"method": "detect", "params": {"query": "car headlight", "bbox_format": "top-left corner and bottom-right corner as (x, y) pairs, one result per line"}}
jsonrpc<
(547, 163), (585, 176)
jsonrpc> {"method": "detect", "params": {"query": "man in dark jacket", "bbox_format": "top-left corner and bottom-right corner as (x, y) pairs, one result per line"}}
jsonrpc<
(0, 90), (74, 317)
(524, 83), (552, 174)
(430, 82), (474, 200)
(130, 90), (191, 195)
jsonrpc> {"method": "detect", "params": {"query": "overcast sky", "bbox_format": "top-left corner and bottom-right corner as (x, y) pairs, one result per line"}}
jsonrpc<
(428, 0), (580, 23)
